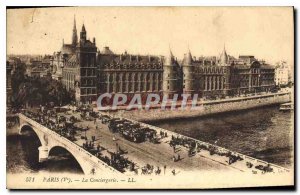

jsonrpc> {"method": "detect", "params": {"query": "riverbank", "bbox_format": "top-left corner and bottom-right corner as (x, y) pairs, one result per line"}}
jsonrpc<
(103, 92), (291, 122)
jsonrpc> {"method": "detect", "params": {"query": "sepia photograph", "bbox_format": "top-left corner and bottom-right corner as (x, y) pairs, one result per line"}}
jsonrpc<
(5, 6), (294, 189)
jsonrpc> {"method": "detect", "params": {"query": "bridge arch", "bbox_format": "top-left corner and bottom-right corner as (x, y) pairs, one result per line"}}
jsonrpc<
(19, 123), (46, 146)
(48, 146), (84, 174)
(47, 144), (94, 175)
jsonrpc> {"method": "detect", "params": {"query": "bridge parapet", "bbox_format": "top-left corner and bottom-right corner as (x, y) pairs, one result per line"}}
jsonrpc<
(19, 113), (121, 175)
(122, 117), (291, 174)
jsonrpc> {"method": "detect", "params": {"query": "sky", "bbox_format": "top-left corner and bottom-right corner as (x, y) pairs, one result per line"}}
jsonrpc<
(7, 7), (294, 65)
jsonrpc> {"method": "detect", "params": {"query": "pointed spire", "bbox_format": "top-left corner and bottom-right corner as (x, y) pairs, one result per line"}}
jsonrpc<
(73, 15), (76, 30)
(168, 45), (174, 59)
(184, 46), (192, 65)
(165, 45), (175, 65)
(220, 43), (228, 65)
(80, 23), (87, 41)
(82, 23), (86, 32)
(187, 47), (192, 60)
(223, 43), (227, 56)
(72, 15), (78, 46)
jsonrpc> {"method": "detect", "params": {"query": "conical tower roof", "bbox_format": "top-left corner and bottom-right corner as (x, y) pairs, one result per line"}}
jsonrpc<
(164, 48), (175, 65)
(81, 23), (86, 32)
(220, 44), (228, 65)
(183, 48), (192, 65)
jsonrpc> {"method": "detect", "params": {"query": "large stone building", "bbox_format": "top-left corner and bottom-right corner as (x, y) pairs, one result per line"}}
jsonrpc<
(50, 18), (276, 104)
(51, 17), (97, 103)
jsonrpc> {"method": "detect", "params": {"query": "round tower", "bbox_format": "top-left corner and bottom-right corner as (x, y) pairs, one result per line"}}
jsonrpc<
(182, 49), (195, 95)
(163, 49), (178, 98)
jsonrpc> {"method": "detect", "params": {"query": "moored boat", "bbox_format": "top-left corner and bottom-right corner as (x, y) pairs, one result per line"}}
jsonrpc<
(279, 102), (294, 111)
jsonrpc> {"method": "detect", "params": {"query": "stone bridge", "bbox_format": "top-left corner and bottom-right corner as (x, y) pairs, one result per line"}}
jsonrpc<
(19, 113), (120, 175)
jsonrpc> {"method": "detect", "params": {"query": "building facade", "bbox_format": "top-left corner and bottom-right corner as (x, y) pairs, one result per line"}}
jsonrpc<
(275, 61), (290, 86)
(51, 18), (276, 104)
(97, 47), (165, 104)
(51, 17), (97, 103)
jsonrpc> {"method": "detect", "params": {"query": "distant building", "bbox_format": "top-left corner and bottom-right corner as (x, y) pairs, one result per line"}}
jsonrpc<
(51, 17), (276, 104)
(275, 61), (290, 86)
(6, 61), (12, 108)
(230, 58), (275, 95)
(25, 55), (51, 78)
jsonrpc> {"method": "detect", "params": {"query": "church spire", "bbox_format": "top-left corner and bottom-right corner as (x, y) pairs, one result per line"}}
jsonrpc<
(220, 43), (228, 65)
(73, 15), (76, 29)
(72, 15), (78, 46)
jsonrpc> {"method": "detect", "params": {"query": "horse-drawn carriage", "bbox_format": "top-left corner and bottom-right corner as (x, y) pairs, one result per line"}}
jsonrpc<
(100, 114), (111, 124)
(119, 128), (145, 143)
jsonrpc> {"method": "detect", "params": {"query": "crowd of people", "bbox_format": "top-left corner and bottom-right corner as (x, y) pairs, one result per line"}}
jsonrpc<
(168, 133), (246, 166)
(22, 108), (79, 141)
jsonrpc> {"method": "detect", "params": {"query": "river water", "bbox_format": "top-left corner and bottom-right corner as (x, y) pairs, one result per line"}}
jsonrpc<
(6, 105), (293, 174)
(150, 106), (294, 169)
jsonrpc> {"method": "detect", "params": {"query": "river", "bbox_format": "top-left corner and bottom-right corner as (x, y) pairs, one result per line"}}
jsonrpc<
(6, 105), (293, 174)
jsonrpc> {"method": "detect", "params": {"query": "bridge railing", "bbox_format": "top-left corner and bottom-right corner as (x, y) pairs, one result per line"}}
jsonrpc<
(123, 117), (291, 173)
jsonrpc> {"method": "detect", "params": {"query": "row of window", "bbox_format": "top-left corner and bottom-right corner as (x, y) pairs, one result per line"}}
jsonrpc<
(101, 64), (162, 70)
(99, 82), (162, 93)
(80, 88), (97, 95)
(101, 73), (163, 82)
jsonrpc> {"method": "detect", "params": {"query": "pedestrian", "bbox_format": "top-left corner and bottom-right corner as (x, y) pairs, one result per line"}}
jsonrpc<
(116, 142), (119, 149)
(164, 165), (166, 175)
(172, 169), (176, 176)
(90, 168), (95, 175)
(172, 155), (176, 162)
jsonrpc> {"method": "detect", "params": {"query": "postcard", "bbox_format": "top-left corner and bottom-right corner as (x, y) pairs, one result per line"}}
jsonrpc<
(6, 6), (294, 189)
